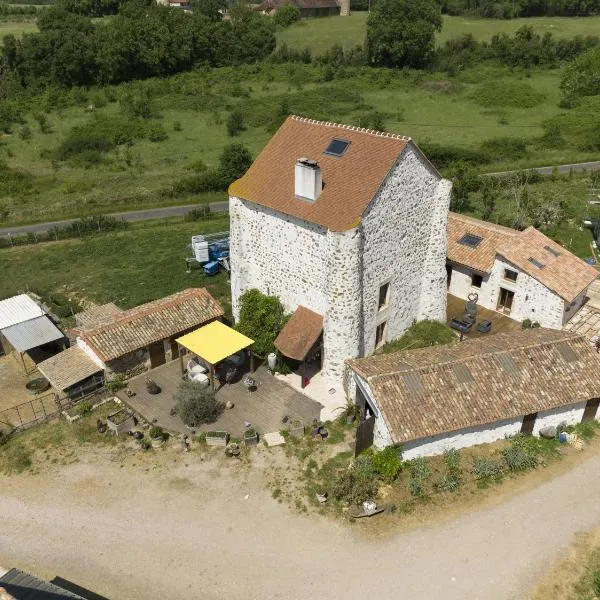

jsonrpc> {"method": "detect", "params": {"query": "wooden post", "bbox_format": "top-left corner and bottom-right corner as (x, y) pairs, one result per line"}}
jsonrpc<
(249, 348), (254, 373)
(300, 361), (305, 389)
(179, 349), (184, 375)
(209, 363), (215, 391)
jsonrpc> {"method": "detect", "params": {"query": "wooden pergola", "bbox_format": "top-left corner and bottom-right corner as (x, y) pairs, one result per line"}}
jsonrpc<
(176, 321), (254, 390)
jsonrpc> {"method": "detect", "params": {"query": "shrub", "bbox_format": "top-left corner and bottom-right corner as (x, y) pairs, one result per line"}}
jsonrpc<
(407, 456), (431, 498)
(33, 112), (52, 134)
(331, 457), (378, 504)
(149, 425), (163, 439)
(76, 399), (93, 417)
(55, 133), (112, 162)
(148, 124), (168, 142)
(175, 381), (224, 427)
(105, 374), (127, 392)
(236, 289), (285, 356)
(471, 81), (546, 109)
(272, 2), (300, 28)
(173, 120), (183, 132)
(480, 137), (528, 160)
(471, 455), (504, 483)
(380, 320), (455, 354)
(368, 445), (403, 482)
(434, 448), (462, 492)
(226, 110), (245, 137)
(501, 438), (539, 472)
(418, 141), (491, 169)
(19, 125), (32, 140)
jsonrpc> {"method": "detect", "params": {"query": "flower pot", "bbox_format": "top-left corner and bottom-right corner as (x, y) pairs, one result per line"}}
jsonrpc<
(206, 431), (229, 447)
(243, 431), (258, 446)
(346, 414), (356, 425)
(267, 352), (277, 370)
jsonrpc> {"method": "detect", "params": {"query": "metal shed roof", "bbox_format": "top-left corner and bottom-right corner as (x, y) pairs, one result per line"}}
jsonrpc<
(0, 294), (45, 330)
(1, 316), (64, 353)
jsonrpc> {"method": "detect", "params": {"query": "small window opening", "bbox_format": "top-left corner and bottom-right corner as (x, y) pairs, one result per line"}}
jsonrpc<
(375, 321), (387, 348)
(471, 274), (483, 288)
(378, 282), (390, 310)
(504, 269), (518, 282)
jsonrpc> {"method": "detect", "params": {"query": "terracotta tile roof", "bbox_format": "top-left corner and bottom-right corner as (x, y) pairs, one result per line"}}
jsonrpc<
(73, 289), (224, 362)
(274, 306), (323, 360)
(447, 212), (516, 274)
(447, 213), (598, 302)
(75, 303), (123, 330)
(37, 346), (102, 391)
(497, 226), (598, 303)
(347, 329), (600, 444)
(229, 116), (417, 232)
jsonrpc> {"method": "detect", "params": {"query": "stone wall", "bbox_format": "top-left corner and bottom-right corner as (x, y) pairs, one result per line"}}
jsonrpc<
(229, 197), (329, 320)
(361, 145), (449, 354)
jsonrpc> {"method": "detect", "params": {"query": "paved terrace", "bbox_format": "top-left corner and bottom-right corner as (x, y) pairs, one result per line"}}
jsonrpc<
(117, 360), (323, 437)
(447, 293), (520, 338)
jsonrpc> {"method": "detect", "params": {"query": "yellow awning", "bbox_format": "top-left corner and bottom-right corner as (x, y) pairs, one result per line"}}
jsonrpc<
(176, 321), (254, 365)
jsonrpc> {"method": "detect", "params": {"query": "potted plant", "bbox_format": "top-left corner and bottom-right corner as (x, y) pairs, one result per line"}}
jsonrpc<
(149, 425), (165, 448)
(243, 427), (259, 446)
(289, 419), (304, 438)
(337, 398), (360, 425)
(206, 431), (229, 447)
(146, 379), (161, 395)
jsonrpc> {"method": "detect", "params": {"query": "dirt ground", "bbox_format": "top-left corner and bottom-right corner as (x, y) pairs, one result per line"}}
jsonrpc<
(0, 353), (38, 410)
(3, 433), (600, 600)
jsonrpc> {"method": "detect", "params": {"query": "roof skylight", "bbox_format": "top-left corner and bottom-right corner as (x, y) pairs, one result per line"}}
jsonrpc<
(544, 245), (561, 258)
(324, 138), (350, 157)
(528, 257), (545, 269)
(458, 233), (483, 248)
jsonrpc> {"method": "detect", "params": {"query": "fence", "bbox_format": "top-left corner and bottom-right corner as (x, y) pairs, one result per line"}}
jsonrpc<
(0, 392), (67, 436)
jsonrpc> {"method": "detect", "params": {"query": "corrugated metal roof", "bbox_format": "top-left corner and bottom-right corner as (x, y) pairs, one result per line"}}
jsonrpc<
(1, 315), (64, 352)
(0, 568), (86, 599)
(0, 294), (45, 330)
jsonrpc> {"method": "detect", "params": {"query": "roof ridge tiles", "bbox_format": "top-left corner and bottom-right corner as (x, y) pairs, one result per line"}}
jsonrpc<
(289, 114), (412, 142)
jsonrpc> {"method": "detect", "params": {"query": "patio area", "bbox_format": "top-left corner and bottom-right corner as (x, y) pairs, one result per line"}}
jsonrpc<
(116, 360), (324, 437)
(446, 293), (520, 339)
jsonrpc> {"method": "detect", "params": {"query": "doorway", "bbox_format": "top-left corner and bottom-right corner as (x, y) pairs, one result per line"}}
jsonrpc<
(521, 412), (537, 435)
(446, 264), (452, 289)
(582, 398), (600, 422)
(498, 287), (515, 314)
(149, 341), (166, 368)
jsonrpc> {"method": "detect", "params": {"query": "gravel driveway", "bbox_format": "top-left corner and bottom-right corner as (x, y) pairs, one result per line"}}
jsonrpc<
(1, 446), (600, 600)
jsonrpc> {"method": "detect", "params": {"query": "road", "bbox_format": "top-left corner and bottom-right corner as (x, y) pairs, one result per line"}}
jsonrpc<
(1, 160), (599, 237)
(2, 445), (600, 600)
(0, 201), (230, 237)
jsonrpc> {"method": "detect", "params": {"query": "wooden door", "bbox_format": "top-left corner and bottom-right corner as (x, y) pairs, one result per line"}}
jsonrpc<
(521, 412), (537, 435)
(498, 288), (515, 314)
(582, 398), (600, 422)
(355, 415), (375, 457)
(170, 338), (179, 360)
(149, 341), (166, 368)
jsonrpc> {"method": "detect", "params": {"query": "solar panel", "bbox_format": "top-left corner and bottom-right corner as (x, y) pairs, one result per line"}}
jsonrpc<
(458, 233), (483, 248)
(324, 138), (350, 157)
(544, 245), (561, 257)
(495, 354), (519, 376)
(528, 257), (545, 269)
(402, 373), (423, 393)
(452, 363), (474, 383)
(556, 342), (578, 363)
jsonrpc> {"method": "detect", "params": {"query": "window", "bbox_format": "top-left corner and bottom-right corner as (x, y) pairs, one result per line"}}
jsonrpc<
(378, 282), (390, 310)
(324, 138), (351, 157)
(375, 321), (387, 348)
(504, 269), (518, 282)
(471, 274), (483, 288)
(458, 233), (483, 248)
(528, 257), (545, 269)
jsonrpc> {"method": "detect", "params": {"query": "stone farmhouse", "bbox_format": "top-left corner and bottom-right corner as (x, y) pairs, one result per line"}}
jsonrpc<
(229, 116), (452, 386)
(347, 328), (600, 457)
(72, 288), (223, 376)
(447, 212), (598, 329)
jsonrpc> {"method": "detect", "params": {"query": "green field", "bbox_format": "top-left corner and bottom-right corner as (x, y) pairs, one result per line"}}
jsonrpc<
(278, 13), (600, 53)
(0, 216), (232, 312)
(0, 18), (37, 37)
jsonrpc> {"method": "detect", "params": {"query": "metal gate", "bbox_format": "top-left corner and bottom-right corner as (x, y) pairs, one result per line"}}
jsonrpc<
(355, 415), (375, 457)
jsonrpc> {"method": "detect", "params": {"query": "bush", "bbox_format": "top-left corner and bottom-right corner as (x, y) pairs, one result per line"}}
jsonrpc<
(407, 456), (431, 497)
(480, 137), (528, 160)
(331, 456), (378, 504)
(434, 448), (462, 492)
(501, 437), (539, 472)
(368, 445), (403, 482)
(148, 124), (168, 142)
(105, 374), (127, 392)
(471, 455), (504, 483)
(149, 426), (163, 439)
(55, 133), (112, 162)
(226, 110), (245, 137)
(380, 320), (455, 354)
(471, 81), (546, 109)
(273, 2), (301, 28)
(19, 125), (32, 140)
(236, 289), (285, 356)
(418, 142), (491, 170)
(76, 399), (93, 417)
(175, 381), (224, 427)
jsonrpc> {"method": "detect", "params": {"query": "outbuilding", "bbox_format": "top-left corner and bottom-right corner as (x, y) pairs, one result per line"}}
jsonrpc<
(346, 328), (600, 458)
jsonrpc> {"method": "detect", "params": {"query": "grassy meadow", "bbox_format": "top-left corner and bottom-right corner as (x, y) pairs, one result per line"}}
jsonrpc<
(0, 215), (233, 313)
(278, 13), (600, 53)
(2, 61), (599, 226)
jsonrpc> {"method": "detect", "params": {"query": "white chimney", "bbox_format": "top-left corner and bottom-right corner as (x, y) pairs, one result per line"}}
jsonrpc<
(295, 158), (322, 202)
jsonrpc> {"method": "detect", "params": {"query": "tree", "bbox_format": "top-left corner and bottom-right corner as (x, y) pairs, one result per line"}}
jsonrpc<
(191, 0), (225, 20)
(226, 109), (245, 136)
(366, 0), (442, 68)
(273, 2), (300, 28)
(218, 143), (252, 185)
(446, 161), (480, 213)
(561, 45), (600, 99)
(236, 289), (285, 356)
(175, 381), (224, 427)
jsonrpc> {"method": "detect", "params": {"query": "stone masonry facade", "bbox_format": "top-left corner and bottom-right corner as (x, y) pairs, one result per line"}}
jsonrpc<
(229, 143), (451, 386)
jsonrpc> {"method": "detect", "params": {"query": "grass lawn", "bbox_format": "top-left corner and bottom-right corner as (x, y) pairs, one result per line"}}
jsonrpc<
(0, 215), (233, 315)
(278, 13), (600, 53)
(0, 18), (37, 37)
